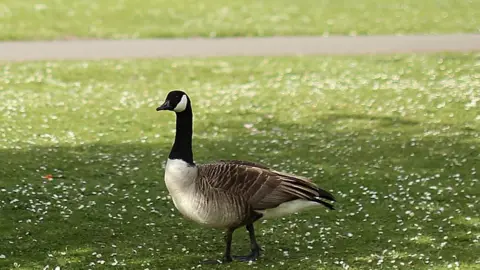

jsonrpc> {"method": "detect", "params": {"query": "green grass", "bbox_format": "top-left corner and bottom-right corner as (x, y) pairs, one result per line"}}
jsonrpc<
(0, 54), (479, 270)
(0, 0), (479, 41)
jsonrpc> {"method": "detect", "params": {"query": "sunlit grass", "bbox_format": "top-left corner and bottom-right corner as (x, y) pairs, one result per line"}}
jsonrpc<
(0, 54), (479, 269)
(0, 0), (479, 40)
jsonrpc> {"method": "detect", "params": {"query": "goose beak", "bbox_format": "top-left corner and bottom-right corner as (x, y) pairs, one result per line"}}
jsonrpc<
(156, 100), (171, 111)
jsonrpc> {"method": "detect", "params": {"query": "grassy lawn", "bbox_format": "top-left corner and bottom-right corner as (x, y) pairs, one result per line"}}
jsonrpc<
(0, 0), (479, 41)
(0, 54), (479, 269)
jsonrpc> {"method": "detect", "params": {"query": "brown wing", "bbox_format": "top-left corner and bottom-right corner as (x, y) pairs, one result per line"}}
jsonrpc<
(198, 161), (335, 211)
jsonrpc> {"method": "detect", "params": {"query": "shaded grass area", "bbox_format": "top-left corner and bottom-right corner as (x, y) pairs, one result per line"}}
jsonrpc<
(0, 0), (479, 40)
(0, 54), (479, 269)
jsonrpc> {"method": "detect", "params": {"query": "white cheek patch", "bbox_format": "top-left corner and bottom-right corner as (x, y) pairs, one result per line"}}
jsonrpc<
(173, 95), (188, 112)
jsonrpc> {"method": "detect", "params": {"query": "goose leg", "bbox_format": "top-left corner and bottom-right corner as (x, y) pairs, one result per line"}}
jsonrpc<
(201, 228), (234, 264)
(223, 228), (234, 262)
(232, 223), (261, 262)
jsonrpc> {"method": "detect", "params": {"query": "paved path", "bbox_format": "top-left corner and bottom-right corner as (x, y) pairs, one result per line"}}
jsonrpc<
(1, 34), (479, 61)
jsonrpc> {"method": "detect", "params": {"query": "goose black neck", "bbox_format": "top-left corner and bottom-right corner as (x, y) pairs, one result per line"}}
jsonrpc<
(169, 105), (194, 165)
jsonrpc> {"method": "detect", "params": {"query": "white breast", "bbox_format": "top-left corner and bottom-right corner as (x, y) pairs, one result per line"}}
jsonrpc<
(164, 159), (241, 228)
(164, 159), (208, 224)
(164, 158), (198, 189)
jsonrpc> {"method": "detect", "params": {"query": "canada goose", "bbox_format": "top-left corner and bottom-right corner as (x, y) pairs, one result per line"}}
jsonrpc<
(156, 90), (336, 263)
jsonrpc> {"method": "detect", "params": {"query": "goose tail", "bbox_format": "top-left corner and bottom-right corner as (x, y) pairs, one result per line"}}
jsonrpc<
(276, 172), (336, 210)
(310, 186), (336, 210)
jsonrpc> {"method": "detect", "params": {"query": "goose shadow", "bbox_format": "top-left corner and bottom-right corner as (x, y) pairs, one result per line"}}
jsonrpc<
(0, 113), (478, 269)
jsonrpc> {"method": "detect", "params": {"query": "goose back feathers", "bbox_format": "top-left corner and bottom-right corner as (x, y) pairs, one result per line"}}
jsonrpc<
(200, 160), (335, 211)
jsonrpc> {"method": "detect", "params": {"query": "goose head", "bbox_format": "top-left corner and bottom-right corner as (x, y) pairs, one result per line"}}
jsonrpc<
(156, 90), (190, 113)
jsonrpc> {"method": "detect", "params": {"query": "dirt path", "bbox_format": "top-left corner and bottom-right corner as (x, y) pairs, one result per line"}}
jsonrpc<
(1, 34), (479, 61)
